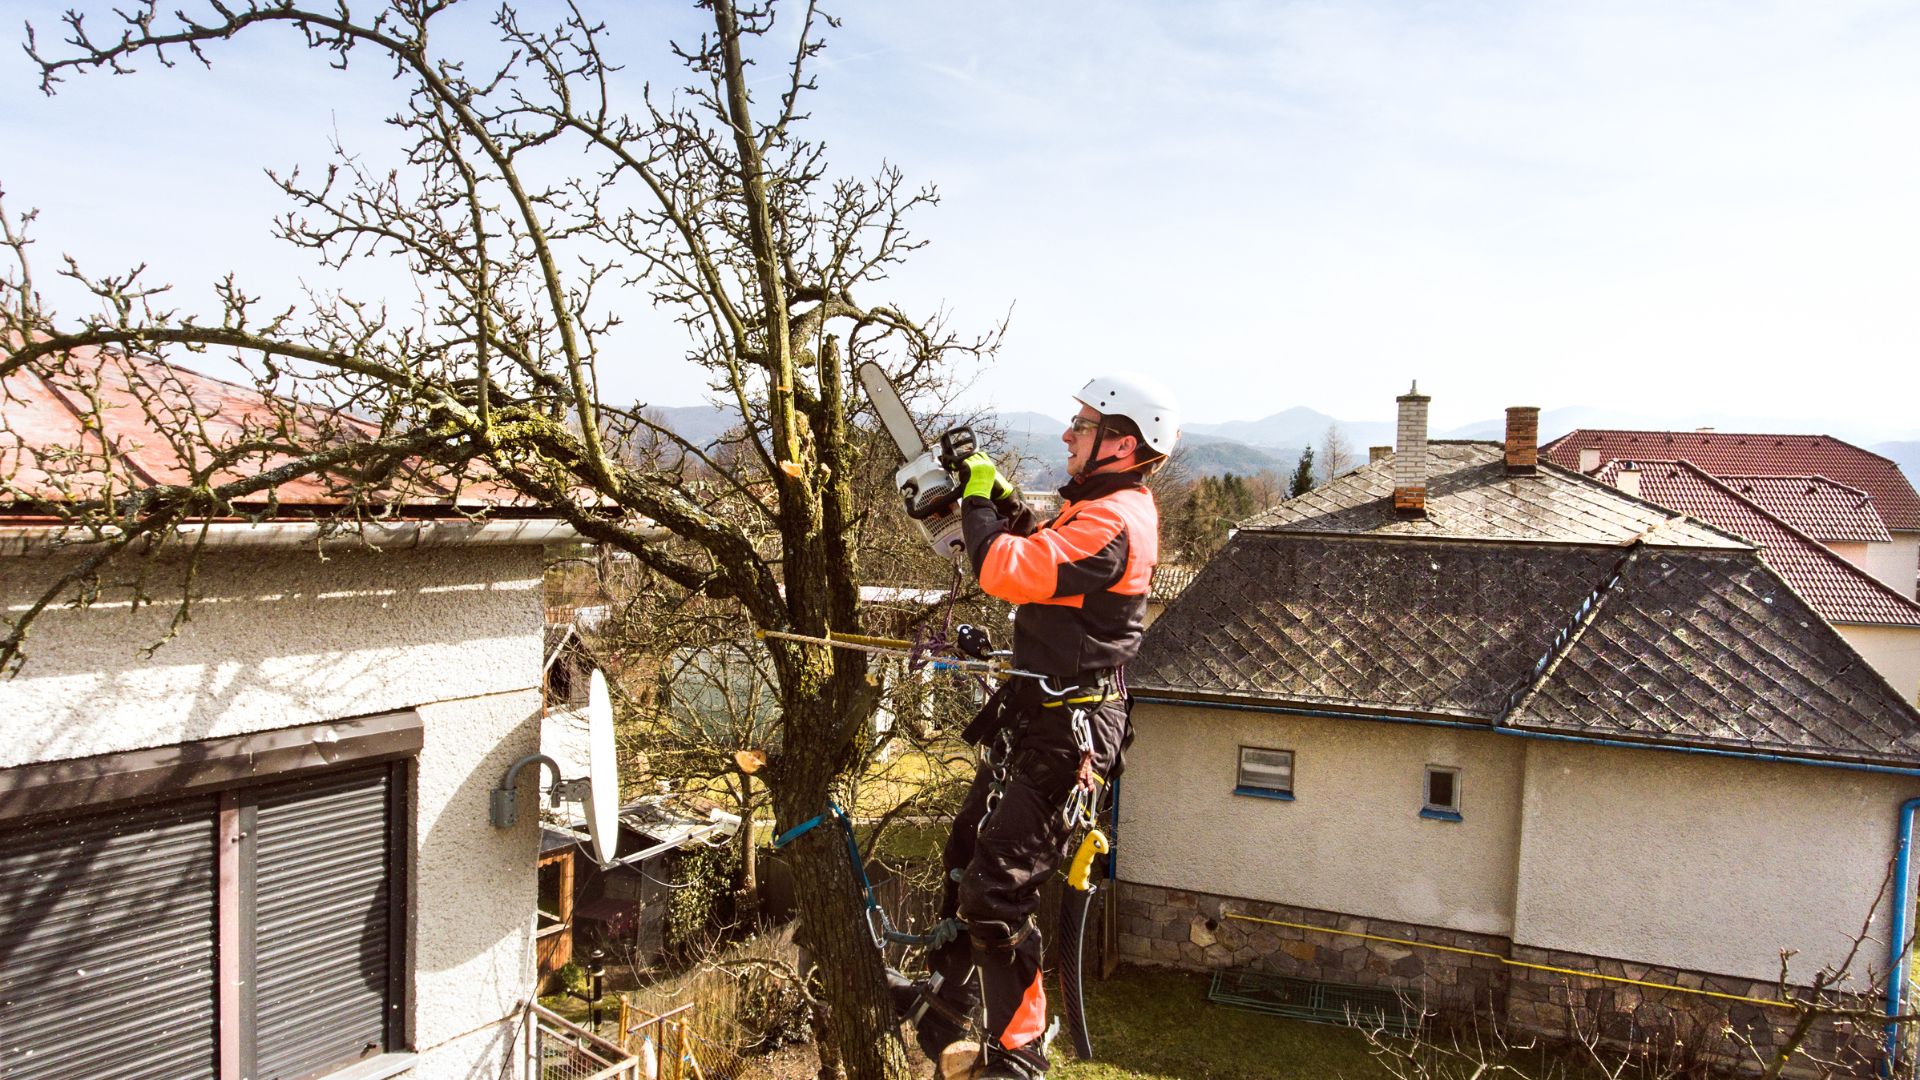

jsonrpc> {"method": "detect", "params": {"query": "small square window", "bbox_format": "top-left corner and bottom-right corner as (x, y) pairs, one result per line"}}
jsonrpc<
(1422, 766), (1461, 821)
(1235, 747), (1294, 801)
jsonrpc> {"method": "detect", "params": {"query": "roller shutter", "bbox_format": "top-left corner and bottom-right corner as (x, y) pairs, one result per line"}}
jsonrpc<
(0, 799), (219, 1080)
(250, 765), (396, 1080)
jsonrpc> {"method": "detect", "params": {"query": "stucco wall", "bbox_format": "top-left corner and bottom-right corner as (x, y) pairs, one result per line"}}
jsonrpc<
(1122, 702), (1526, 937)
(2, 542), (550, 1077)
(1839, 623), (1920, 705)
(1828, 541), (1869, 570)
(1511, 739), (1920, 983)
(412, 687), (542, 1077)
(0, 545), (545, 767)
(1865, 533), (1920, 600)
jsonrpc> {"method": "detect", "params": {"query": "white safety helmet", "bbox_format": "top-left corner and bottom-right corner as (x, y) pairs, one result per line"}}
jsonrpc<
(1073, 372), (1181, 461)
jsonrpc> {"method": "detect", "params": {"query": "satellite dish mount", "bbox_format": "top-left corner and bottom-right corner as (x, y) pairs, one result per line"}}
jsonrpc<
(489, 670), (622, 866)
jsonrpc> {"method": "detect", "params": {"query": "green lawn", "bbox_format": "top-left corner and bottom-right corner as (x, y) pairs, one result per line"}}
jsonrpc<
(1054, 966), (1396, 1080)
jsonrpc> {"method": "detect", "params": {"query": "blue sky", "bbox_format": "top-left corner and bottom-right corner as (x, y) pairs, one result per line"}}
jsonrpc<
(4, 1), (1918, 439)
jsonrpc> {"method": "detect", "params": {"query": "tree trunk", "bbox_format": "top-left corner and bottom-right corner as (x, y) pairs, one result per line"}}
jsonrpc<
(775, 777), (911, 1079)
(736, 773), (760, 924)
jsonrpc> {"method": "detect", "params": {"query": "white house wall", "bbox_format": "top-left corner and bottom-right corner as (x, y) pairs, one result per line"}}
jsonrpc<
(1839, 623), (1920, 705)
(414, 687), (542, 1078)
(0, 546), (544, 766)
(1511, 738), (1920, 984)
(1866, 533), (1920, 600)
(1123, 702), (1525, 938)
(0, 544), (549, 1078)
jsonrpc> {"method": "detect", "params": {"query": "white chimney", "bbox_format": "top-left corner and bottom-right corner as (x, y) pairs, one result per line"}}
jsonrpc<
(1615, 463), (1641, 498)
(1578, 447), (1601, 474)
(1393, 382), (1430, 516)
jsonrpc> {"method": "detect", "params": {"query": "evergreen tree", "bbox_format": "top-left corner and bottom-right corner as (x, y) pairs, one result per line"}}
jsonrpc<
(1289, 446), (1316, 497)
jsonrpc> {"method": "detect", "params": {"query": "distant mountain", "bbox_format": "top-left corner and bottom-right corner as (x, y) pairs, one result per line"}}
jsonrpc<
(1186, 407), (1393, 451)
(1437, 406), (1619, 444)
(637, 401), (1920, 491)
(1172, 436), (1295, 479)
(639, 403), (739, 449)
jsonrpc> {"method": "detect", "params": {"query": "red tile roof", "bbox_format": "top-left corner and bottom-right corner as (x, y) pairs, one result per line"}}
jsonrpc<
(3, 347), (522, 517)
(1542, 429), (1920, 532)
(1713, 475), (1890, 543)
(1593, 460), (1920, 627)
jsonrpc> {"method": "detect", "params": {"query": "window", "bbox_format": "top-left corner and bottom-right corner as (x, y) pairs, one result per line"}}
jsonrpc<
(0, 716), (415, 1080)
(1234, 746), (1294, 800)
(1422, 766), (1462, 821)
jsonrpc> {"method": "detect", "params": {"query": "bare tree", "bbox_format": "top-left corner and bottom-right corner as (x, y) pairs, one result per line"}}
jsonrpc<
(2, 3), (999, 1074)
(1320, 422), (1355, 482)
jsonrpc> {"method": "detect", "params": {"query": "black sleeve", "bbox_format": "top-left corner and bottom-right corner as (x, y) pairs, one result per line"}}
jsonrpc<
(961, 494), (1012, 578)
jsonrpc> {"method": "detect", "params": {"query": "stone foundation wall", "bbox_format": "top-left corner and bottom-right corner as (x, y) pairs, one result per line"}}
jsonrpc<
(1114, 882), (1508, 1013)
(1506, 943), (1881, 1077)
(1114, 883), (1883, 1077)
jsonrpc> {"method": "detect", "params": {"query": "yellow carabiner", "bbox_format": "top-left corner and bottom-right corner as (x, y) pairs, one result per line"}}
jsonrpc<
(1065, 829), (1110, 892)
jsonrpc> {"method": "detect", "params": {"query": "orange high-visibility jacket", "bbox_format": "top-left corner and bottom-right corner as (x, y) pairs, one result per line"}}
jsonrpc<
(960, 471), (1160, 680)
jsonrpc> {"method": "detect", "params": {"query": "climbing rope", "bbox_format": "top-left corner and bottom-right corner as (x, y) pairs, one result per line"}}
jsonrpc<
(771, 800), (962, 952)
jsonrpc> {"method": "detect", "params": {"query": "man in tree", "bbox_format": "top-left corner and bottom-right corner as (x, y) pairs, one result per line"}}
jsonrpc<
(898, 374), (1179, 1078)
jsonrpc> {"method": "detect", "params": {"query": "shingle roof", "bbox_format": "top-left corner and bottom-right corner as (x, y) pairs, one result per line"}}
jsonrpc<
(1133, 533), (1622, 721)
(1133, 532), (1920, 766)
(1592, 461), (1920, 627)
(1712, 475), (1890, 543)
(1150, 564), (1200, 603)
(1542, 429), (1920, 532)
(1242, 441), (1742, 549)
(1509, 548), (1920, 762)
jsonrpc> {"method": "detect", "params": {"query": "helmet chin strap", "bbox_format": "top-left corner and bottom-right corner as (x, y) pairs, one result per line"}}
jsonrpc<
(1078, 420), (1140, 476)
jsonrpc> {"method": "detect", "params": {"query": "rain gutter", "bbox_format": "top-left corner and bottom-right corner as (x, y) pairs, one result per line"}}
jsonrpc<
(0, 517), (594, 555)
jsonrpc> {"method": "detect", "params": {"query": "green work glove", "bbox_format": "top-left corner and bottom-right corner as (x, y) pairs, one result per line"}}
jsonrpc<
(960, 451), (1010, 500)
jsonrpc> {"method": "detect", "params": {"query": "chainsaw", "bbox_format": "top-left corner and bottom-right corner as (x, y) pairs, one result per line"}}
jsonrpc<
(858, 362), (1014, 559)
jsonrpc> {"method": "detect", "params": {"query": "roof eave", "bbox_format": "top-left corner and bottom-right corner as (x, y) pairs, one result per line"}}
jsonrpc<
(0, 516), (590, 556)
(1129, 685), (1920, 772)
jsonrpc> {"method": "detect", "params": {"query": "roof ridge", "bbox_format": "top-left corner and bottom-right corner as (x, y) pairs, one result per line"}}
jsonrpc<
(1680, 463), (1920, 621)
(1502, 545), (1645, 720)
(1713, 472), (1877, 502)
(1541, 457), (1754, 550)
(1548, 427), (1900, 467)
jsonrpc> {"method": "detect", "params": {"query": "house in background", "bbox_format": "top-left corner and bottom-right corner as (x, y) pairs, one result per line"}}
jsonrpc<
(1119, 391), (1920, 1071)
(1544, 429), (1920, 599)
(1589, 459), (1920, 703)
(0, 350), (581, 1079)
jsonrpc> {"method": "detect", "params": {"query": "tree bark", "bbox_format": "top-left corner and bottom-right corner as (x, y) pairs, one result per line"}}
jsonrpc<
(774, 716), (912, 1080)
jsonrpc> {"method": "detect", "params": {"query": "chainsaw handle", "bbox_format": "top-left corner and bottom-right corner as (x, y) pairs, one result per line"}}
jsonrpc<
(937, 426), (977, 471)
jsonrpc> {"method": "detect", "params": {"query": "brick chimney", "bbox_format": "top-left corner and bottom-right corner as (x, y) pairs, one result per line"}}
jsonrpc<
(1369, 445), (1391, 464)
(1393, 382), (1430, 515)
(1504, 406), (1539, 474)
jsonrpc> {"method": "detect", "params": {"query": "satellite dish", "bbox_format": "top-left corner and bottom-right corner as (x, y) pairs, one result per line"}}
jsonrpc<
(580, 670), (621, 866)
(489, 667), (624, 868)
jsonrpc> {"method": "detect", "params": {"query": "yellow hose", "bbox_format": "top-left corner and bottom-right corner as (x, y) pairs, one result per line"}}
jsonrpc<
(1221, 912), (1791, 1010)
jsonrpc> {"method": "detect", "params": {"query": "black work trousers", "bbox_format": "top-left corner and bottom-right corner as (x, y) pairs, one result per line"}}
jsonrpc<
(917, 681), (1130, 1072)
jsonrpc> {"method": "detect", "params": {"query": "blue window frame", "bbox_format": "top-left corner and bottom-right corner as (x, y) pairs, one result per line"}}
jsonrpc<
(1234, 746), (1294, 801)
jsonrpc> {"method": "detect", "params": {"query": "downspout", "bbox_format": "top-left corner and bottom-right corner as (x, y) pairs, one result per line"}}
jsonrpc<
(1886, 797), (1920, 1075)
